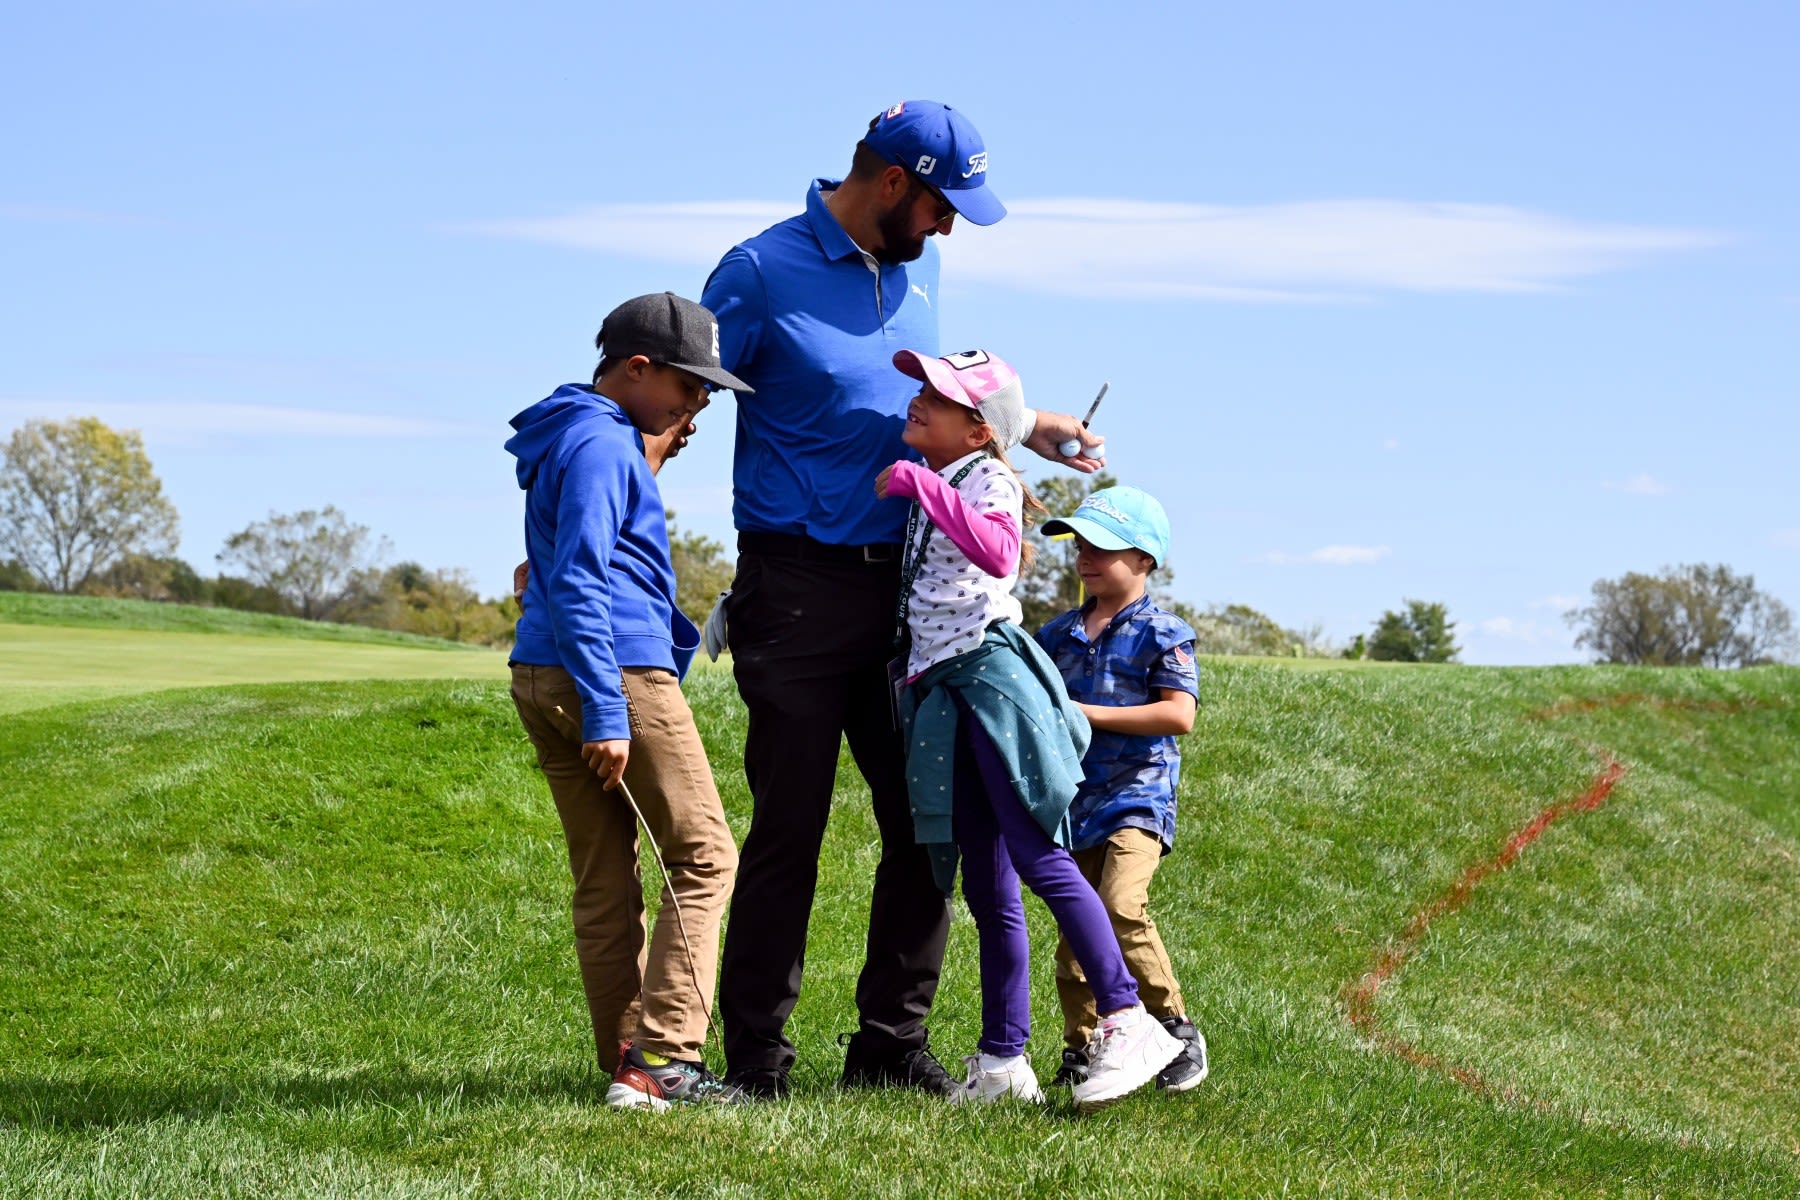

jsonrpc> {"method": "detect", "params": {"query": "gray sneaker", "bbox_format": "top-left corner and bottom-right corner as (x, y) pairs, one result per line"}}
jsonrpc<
(1072, 1005), (1183, 1112)
(1155, 1016), (1209, 1092)
(606, 1046), (747, 1110)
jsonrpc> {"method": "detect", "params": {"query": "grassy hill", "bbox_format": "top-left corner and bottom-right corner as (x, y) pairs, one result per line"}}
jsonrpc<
(0, 606), (1795, 1197)
(0, 592), (482, 644)
(0, 593), (503, 714)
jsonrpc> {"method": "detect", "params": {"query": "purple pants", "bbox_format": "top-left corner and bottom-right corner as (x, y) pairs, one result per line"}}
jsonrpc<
(953, 706), (1138, 1057)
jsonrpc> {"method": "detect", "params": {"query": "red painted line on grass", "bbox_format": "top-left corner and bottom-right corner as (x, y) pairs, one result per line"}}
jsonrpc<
(1343, 757), (1629, 1098)
(1344, 689), (1778, 1099)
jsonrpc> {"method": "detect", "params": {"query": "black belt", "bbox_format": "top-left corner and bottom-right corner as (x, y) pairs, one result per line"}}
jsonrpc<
(739, 531), (899, 565)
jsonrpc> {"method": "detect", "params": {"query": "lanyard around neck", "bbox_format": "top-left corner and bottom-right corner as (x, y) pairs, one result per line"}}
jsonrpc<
(895, 458), (981, 649)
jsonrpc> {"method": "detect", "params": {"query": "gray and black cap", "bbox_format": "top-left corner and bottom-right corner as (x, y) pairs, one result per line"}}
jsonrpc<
(597, 292), (753, 394)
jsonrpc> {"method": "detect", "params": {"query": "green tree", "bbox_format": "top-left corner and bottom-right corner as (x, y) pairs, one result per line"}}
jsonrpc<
(217, 506), (388, 621)
(212, 574), (297, 615)
(1367, 600), (1460, 663)
(1017, 472), (1117, 630)
(0, 416), (180, 593)
(1190, 603), (1293, 656)
(666, 512), (734, 624)
(1183, 603), (1335, 658)
(342, 560), (516, 645)
(1567, 563), (1795, 667)
(0, 557), (43, 592)
(82, 553), (209, 604)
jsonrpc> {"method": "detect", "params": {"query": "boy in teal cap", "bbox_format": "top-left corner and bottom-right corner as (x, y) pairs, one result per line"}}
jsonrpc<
(1034, 486), (1209, 1092)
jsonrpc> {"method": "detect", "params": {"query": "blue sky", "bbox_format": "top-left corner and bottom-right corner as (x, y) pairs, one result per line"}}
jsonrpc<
(4, 1), (1795, 664)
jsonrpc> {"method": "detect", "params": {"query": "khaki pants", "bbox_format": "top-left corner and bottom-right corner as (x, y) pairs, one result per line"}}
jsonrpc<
(510, 662), (737, 1068)
(1054, 827), (1187, 1050)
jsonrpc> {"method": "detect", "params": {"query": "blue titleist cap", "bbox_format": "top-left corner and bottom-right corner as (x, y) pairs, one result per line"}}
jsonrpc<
(863, 100), (1006, 227)
(1041, 486), (1172, 568)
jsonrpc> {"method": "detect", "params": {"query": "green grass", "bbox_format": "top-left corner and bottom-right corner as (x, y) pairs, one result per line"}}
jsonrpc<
(0, 595), (503, 715)
(1, 605), (1796, 1197)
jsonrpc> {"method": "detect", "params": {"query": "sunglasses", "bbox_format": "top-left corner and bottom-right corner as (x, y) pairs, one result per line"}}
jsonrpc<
(909, 171), (956, 224)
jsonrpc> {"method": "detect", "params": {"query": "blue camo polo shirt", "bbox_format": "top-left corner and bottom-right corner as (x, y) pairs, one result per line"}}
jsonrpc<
(700, 179), (940, 547)
(1035, 594), (1200, 852)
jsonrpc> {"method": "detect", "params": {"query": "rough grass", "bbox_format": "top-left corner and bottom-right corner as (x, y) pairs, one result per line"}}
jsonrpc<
(1, 627), (1796, 1196)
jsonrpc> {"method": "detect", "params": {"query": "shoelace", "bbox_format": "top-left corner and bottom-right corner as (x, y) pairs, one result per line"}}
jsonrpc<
(898, 1043), (951, 1080)
(1086, 1014), (1132, 1059)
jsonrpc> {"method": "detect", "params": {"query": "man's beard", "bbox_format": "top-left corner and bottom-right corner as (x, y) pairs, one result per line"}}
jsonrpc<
(873, 201), (929, 266)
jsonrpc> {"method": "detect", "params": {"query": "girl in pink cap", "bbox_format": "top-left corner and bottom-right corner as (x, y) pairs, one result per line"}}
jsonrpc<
(873, 349), (1182, 1111)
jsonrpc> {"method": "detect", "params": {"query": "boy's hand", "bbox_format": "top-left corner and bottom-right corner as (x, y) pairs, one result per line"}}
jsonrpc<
(581, 739), (629, 790)
(644, 421), (697, 474)
(874, 464), (896, 499)
(513, 560), (529, 602)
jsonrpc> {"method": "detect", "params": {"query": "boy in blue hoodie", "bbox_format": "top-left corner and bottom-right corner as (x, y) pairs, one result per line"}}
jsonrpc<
(506, 292), (751, 1110)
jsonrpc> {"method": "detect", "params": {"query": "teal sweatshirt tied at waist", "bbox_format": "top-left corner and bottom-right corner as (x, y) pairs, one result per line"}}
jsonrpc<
(899, 622), (1093, 894)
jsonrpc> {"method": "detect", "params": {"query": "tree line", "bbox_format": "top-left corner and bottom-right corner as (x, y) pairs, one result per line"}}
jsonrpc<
(2, 417), (1794, 666)
(0, 417), (518, 646)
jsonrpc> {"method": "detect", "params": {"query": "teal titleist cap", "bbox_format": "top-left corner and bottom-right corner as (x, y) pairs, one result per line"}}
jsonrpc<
(1041, 485), (1171, 567)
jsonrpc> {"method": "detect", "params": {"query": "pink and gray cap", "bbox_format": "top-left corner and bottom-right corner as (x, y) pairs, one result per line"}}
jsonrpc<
(893, 348), (1026, 450)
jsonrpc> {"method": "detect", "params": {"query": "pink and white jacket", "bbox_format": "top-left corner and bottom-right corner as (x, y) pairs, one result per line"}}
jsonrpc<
(886, 450), (1024, 678)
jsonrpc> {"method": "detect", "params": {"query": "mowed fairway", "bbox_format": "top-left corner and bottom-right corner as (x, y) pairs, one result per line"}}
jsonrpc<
(0, 596), (504, 715)
(2, 597), (1797, 1198)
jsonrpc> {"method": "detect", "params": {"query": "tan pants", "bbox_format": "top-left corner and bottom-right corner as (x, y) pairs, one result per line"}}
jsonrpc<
(510, 662), (737, 1068)
(1054, 826), (1187, 1050)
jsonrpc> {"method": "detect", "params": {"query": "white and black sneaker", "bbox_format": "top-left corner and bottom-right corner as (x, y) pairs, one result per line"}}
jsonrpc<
(1049, 1047), (1089, 1088)
(1072, 1004), (1183, 1113)
(1155, 1015), (1209, 1092)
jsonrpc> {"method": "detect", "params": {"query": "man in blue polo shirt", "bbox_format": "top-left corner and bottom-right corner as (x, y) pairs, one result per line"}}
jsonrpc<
(699, 100), (1105, 1098)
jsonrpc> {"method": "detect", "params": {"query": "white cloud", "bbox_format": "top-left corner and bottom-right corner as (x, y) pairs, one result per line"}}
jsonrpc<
(1530, 594), (1584, 612)
(0, 399), (483, 444)
(1774, 528), (1800, 550)
(451, 198), (1722, 302)
(1382, 437), (1401, 452)
(1477, 617), (1564, 644)
(1604, 473), (1670, 496)
(1258, 544), (1391, 566)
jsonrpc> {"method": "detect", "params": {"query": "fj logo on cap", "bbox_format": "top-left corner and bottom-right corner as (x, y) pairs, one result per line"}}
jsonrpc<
(710, 320), (720, 362)
(916, 154), (938, 174)
(962, 152), (988, 178)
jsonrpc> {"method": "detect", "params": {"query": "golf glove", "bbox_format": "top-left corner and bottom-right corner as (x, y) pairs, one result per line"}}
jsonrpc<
(702, 590), (730, 661)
